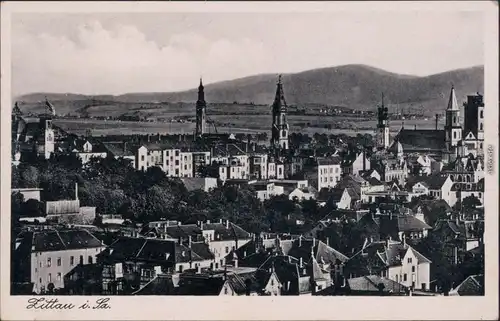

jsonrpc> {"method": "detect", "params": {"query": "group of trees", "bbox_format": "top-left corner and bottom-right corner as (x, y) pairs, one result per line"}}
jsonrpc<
(11, 155), (334, 234)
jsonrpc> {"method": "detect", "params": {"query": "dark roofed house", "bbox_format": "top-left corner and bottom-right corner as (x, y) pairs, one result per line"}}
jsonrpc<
(98, 237), (177, 295)
(345, 239), (431, 291)
(12, 229), (106, 294)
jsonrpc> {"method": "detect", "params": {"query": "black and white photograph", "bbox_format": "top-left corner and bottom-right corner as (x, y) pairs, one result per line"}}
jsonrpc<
(1, 1), (498, 320)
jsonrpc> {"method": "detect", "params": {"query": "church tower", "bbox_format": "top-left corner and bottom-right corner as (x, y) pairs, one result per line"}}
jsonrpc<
(444, 85), (462, 151)
(41, 98), (55, 159)
(271, 75), (289, 151)
(195, 78), (207, 137)
(376, 93), (390, 150)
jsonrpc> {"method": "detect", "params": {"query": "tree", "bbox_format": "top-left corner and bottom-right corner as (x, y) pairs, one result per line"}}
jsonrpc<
(461, 195), (482, 211)
(20, 165), (39, 188)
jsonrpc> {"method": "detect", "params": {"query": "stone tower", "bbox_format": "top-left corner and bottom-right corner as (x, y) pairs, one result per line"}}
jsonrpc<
(376, 93), (390, 150)
(41, 99), (55, 159)
(271, 75), (289, 151)
(195, 78), (207, 137)
(444, 85), (462, 151)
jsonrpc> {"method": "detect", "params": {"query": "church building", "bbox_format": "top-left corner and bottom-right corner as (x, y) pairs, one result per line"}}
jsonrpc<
(387, 86), (485, 164)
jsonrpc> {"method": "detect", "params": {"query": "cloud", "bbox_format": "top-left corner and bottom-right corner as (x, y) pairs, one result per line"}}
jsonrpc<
(12, 20), (272, 96)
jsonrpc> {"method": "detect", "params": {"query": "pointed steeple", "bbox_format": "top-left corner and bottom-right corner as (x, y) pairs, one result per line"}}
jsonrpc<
(447, 85), (459, 111)
(273, 74), (286, 108)
(197, 77), (205, 102)
(12, 102), (22, 116)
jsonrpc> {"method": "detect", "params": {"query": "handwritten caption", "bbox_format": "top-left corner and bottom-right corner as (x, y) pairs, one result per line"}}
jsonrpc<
(26, 297), (111, 310)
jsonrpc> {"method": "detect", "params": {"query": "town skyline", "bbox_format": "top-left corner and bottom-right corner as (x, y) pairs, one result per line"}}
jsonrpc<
(12, 11), (483, 96)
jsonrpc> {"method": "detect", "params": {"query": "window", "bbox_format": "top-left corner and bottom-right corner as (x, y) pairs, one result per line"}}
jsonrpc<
(480, 123), (483, 131)
(407, 258), (412, 264)
(225, 247), (229, 254)
(224, 287), (229, 295)
(88, 256), (93, 264)
(335, 167), (339, 173)
(178, 265), (183, 273)
(39, 262), (42, 268)
(403, 274), (407, 282)
(47, 258), (52, 267)
(412, 266), (415, 273)
(80, 255), (84, 265)
(395, 275), (398, 283)
(412, 281), (415, 289)
(39, 278), (42, 284)
(48, 273), (52, 283)
(35, 267), (38, 273)
(141, 155), (145, 161)
(57, 257), (61, 266)
(175, 150), (180, 156)
(480, 110), (483, 119)
(175, 160), (179, 166)
(453, 132), (457, 139)
(70, 256), (74, 266)
(57, 273), (62, 282)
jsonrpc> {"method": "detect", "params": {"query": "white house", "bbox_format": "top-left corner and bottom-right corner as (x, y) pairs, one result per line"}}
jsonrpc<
(317, 156), (342, 191)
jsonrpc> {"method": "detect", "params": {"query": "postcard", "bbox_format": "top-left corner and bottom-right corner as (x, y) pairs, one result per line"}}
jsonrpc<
(1, 1), (498, 320)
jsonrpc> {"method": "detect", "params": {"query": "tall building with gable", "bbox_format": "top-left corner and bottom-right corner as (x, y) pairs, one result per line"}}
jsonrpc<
(271, 75), (289, 151)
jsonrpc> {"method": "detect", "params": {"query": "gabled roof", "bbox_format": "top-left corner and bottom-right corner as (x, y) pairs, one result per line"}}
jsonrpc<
(317, 156), (341, 166)
(450, 274), (484, 296)
(422, 174), (450, 190)
(133, 274), (177, 295)
(99, 237), (176, 264)
(15, 229), (103, 254)
(347, 275), (408, 293)
(393, 129), (446, 152)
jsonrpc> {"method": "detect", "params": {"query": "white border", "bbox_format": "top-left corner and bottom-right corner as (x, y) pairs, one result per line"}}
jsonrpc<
(1, 2), (498, 320)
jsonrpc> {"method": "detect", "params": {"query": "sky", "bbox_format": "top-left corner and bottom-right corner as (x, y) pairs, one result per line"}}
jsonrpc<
(11, 11), (484, 96)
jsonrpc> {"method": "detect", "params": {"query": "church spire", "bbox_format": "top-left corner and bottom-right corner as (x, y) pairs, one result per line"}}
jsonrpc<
(447, 85), (459, 111)
(195, 78), (207, 137)
(198, 77), (205, 102)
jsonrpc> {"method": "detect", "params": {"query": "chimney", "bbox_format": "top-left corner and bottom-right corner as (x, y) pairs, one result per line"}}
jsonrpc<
(402, 233), (406, 246)
(189, 235), (192, 247)
(200, 221), (203, 230)
(75, 182), (79, 200)
(164, 224), (167, 234)
(299, 257), (303, 268)
(313, 238), (316, 247)
(326, 237), (330, 247)
(147, 134), (151, 143)
(435, 114), (439, 130)
(234, 256), (238, 268)
(243, 250), (247, 257)
(226, 220), (229, 229)
(299, 236), (302, 247)
(196, 264), (201, 274)
(177, 221), (181, 226)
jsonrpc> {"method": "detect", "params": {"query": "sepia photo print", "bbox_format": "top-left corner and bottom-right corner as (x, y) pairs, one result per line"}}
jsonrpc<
(2, 2), (498, 320)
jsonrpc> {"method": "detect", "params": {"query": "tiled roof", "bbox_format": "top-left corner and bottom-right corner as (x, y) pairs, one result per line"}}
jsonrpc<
(317, 156), (341, 166)
(180, 178), (211, 192)
(347, 275), (408, 293)
(16, 229), (103, 253)
(133, 274), (177, 295)
(176, 274), (228, 295)
(393, 129), (446, 152)
(451, 274), (484, 296)
(202, 222), (252, 241)
(226, 271), (259, 295)
(175, 243), (204, 263)
(422, 174), (450, 190)
(100, 237), (176, 264)
(190, 242), (215, 260)
(397, 215), (431, 232)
